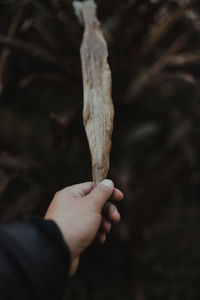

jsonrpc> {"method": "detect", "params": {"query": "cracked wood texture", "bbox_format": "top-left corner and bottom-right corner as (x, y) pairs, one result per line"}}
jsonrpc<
(73, 0), (114, 185)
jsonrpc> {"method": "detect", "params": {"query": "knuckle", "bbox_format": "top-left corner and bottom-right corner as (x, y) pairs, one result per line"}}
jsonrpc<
(108, 203), (115, 212)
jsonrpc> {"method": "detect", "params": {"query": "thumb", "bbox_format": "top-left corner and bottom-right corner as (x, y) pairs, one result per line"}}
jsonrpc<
(86, 179), (114, 211)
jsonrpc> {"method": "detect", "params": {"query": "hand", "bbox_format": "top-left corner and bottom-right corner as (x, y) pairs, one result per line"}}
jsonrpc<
(45, 179), (123, 276)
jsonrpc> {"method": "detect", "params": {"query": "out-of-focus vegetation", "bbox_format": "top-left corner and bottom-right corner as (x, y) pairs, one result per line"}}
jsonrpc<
(0, 0), (200, 299)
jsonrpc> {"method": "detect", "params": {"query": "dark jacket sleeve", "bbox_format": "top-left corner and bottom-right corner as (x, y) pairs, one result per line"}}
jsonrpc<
(0, 217), (71, 300)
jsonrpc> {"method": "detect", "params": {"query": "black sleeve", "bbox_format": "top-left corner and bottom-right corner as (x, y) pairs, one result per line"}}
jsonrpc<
(0, 216), (71, 300)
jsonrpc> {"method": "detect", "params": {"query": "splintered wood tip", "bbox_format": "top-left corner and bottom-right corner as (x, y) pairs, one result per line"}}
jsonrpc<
(73, 1), (97, 25)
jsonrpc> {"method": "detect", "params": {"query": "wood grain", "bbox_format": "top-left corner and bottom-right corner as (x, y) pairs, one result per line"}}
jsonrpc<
(73, 0), (114, 185)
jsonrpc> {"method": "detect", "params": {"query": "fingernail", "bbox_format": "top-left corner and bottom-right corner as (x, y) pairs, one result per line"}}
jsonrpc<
(101, 179), (114, 187)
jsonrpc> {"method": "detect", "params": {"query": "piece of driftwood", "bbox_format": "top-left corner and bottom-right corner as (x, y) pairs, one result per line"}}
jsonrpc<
(73, 0), (114, 185)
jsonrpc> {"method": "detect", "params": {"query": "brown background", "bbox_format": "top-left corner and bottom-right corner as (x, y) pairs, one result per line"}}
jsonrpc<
(0, 0), (200, 299)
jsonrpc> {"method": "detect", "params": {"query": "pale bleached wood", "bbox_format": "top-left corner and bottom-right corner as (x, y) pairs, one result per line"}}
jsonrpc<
(73, 0), (114, 185)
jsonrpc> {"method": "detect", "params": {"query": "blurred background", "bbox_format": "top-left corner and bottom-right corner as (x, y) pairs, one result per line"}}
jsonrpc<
(0, 0), (200, 299)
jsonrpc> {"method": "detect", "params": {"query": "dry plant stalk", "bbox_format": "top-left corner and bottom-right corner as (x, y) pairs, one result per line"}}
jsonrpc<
(73, 0), (114, 185)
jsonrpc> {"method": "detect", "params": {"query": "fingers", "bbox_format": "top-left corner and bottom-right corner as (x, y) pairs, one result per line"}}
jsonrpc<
(91, 184), (124, 244)
(103, 202), (121, 223)
(95, 218), (111, 244)
(100, 218), (111, 233)
(110, 188), (124, 202)
(62, 180), (123, 207)
(85, 179), (114, 211)
(95, 206), (120, 244)
(95, 232), (106, 244)
(61, 182), (93, 198)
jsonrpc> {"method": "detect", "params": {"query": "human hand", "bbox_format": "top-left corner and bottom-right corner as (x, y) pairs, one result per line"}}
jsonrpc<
(45, 179), (123, 276)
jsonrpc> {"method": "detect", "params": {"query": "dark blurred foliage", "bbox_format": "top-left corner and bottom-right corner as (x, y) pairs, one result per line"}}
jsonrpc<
(0, 0), (200, 299)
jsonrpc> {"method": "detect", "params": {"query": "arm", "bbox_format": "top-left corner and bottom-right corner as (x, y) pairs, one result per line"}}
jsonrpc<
(0, 179), (123, 299)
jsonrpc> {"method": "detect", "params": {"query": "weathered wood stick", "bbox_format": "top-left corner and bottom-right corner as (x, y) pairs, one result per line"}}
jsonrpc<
(73, 0), (114, 185)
